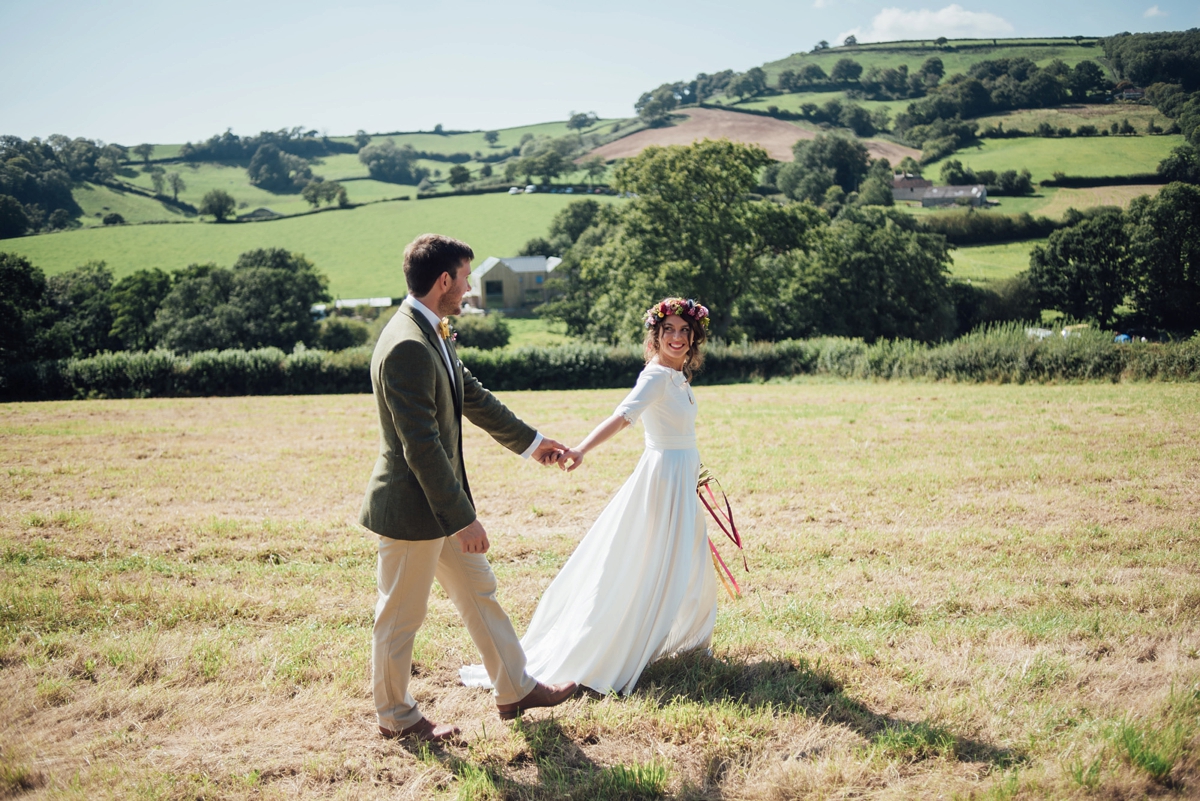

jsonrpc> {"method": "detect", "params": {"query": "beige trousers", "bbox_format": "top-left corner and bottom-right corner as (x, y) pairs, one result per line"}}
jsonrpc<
(373, 534), (537, 731)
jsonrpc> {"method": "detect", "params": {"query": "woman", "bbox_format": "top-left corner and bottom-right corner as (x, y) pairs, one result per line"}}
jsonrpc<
(461, 297), (718, 696)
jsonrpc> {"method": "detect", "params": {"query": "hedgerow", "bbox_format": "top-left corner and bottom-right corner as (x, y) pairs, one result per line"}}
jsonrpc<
(3, 327), (1198, 401)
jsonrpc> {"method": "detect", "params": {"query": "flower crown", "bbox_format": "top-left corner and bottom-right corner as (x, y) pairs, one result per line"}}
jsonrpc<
(644, 297), (710, 329)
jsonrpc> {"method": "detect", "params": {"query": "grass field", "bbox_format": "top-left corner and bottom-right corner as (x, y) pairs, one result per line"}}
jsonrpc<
(975, 104), (1169, 135)
(929, 134), (1184, 183)
(732, 91), (913, 120)
(898, 184), (1164, 220)
(760, 40), (1111, 87)
(6, 194), (617, 298)
(948, 240), (1039, 282)
(1, 382), (1197, 799)
(72, 183), (194, 227)
(503, 317), (573, 348)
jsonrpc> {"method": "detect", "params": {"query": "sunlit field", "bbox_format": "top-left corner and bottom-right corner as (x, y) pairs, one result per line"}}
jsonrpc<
(2, 381), (1198, 799)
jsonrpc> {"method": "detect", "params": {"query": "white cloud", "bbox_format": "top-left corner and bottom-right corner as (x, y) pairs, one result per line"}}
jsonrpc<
(1144, 5), (1168, 17)
(838, 4), (1014, 44)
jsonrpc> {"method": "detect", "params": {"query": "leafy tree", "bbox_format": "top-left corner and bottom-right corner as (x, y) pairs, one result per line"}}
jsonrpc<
(815, 40), (830, 51)
(777, 69), (800, 92)
(839, 104), (875, 136)
(199, 189), (236, 221)
(918, 57), (945, 85)
(1158, 144), (1200, 183)
(780, 207), (954, 341)
(149, 168), (166, 195)
(47, 209), (73, 230)
(1127, 182), (1200, 332)
(451, 314), (510, 350)
(354, 130), (371, 150)
(727, 67), (768, 100)
(132, 143), (155, 163)
(601, 139), (823, 337)
(551, 199), (602, 246)
(150, 264), (242, 352)
(518, 237), (554, 256)
(102, 213), (125, 225)
(800, 63), (827, 84)
(0, 253), (53, 362)
(448, 164), (471, 186)
(480, 164), (493, 178)
(635, 85), (678, 124)
(856, 159), (894, 206)
(316, 316), (369, 350)
(898, 156), (922, 176)
(167, 172), (185, 201)
(247, 143), (312, 192)
(358, 139), (429, 184)
(844, 35), (858, 47)
(567, 112), (599, 130)
(582, 156), (606, 187)
(1028, 209), (1132, 327)
(0, 195), (29, 239)
(302, 179), (348, 207)
(41, 261), (118, 357)
(109, 268), (172, 351)
(483, 130), (500, 145)
(1067, 60), (1106, 99)
(830, 58), (863, 83)
(781, 134), (871, 202)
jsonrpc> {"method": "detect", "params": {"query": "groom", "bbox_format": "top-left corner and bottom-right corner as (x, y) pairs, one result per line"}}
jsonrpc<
(360, 233), (577, 743)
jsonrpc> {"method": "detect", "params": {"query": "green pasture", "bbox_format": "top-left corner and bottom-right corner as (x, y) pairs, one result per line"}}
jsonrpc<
(72, 183), (193, 227)
(334, 119), (623, 158)
(502, 317), (574, 348)
(930, 134), (1184, 182)
(948, 240), (1039, 283)
(732, 91), (912, 119)
(975, 104), (1169, 134)
(8, 193), (618, 299)
(760, 40), (1110, 85)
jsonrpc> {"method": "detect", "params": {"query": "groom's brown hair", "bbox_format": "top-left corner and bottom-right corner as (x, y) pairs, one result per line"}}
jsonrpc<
(403, 233), (475, 296)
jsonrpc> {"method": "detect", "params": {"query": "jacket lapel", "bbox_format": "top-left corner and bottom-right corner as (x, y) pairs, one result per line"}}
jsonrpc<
(403, 306), (460, 411)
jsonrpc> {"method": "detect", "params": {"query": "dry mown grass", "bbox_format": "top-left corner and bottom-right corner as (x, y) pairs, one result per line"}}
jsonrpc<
(2, 381), (1199, 799)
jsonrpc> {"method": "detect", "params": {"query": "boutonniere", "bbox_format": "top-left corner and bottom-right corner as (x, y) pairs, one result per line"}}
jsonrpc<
(438, 317), (457, 342)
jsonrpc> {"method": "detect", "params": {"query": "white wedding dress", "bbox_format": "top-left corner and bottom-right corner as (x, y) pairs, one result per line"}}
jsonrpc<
(461, 361), (718, 695)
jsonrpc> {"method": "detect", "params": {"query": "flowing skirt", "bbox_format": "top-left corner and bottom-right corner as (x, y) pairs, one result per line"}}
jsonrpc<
(461, 445), (718, 695)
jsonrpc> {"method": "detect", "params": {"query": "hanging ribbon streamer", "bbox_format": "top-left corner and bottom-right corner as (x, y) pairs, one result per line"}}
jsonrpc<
(698, 466), (747, 599)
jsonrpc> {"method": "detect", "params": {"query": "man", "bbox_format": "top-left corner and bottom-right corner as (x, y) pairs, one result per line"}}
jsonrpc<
(360, 233), (577, 743)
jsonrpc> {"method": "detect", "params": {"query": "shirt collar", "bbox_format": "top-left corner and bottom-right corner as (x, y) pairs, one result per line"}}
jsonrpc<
(404, 295), (443, 331)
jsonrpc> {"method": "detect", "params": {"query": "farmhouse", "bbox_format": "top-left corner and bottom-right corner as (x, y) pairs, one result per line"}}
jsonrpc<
(921, 184), (987, 208)
(467, 255), (563, 312)
(892, 174), (933, 202)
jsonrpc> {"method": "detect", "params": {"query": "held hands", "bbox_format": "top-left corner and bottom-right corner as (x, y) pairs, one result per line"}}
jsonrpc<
(558, 448), (584, 472)
(532, 437), (568, 467)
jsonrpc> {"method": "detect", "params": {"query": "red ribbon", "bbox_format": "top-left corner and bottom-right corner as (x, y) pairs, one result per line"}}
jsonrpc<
(697, 469), (747, 599)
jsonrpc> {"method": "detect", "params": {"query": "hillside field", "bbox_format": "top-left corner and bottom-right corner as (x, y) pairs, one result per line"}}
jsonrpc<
(6, 194), (617, 299)
(1, 382), (1197, 798)
(926, 134), (1183, 183)
(948, 240), (1038, 283)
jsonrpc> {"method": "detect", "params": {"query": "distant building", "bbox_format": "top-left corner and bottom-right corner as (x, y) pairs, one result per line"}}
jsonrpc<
(1118, 86), (1145, 100)
(310, 297), (395, 318)
(467, 256), (563, 312)
(921, 184), (987, 208)
(892, 174), (933, 202)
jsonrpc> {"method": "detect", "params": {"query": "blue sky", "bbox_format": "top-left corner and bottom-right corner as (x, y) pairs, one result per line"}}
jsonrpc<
(1, 0), (1195, 145)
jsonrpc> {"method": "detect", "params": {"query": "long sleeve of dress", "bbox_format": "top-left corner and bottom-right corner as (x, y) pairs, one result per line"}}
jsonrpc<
(614, 366), (667, 426)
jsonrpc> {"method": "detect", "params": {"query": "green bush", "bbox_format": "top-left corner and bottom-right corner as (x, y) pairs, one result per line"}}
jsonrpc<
(3, 331), (1198, 401)
(317, 317), (369, 350)
(452, 314), (511, 350)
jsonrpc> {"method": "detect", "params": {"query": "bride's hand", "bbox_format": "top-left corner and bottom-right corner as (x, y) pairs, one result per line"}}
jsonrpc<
(559, 448), (584, 472)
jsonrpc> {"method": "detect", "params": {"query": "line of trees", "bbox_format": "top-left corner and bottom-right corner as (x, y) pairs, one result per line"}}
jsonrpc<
(0, 248), (348, 365)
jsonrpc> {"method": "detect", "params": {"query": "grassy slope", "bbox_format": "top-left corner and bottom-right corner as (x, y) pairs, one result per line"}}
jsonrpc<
(925, 134), (1183, 182)
(72, 183), (194, 227)
(1, 383), (1197, 798)
(7, 194), (619, 298)
(974, 103), (1168, 133)
(759, 39), (1109, 85)
(949, 240), (1038, 282)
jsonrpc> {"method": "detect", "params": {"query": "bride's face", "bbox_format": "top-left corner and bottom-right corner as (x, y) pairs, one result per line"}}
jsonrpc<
(656, 314), (692, 369)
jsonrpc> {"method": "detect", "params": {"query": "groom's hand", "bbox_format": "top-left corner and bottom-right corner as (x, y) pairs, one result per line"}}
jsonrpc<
(531, 437), (567, 466)
(455, 520), (490, 554)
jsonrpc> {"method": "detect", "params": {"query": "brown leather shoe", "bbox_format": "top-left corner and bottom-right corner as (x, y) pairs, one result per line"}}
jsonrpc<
(497, 681), (579, 721)
(379, 717), (461, 743)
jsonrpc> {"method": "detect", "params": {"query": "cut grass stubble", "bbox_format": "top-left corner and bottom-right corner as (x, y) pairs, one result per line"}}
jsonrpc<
(1, 382), (1198, 798)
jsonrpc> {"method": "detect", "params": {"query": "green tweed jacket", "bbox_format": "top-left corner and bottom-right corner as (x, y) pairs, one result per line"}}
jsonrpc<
(359, 304), (536, 540)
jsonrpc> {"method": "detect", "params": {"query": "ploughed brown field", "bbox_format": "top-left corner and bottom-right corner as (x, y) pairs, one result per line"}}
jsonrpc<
(1, 381), (1198, 799)
(584, 107), (921, 164)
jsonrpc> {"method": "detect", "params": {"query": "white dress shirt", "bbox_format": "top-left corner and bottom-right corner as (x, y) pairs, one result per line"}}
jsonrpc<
(403, 295), (543, 459)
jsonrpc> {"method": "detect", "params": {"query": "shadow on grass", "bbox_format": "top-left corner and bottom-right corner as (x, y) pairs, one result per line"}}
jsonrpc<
(403, 719), (669, 801)
(633, 650), (1024, 768)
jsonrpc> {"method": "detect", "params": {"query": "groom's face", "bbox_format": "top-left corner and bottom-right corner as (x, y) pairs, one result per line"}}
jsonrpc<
(436, 258), (472, 317)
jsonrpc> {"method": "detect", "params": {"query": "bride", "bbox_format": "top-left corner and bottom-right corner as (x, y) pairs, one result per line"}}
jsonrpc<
(462, 297), (719, 697)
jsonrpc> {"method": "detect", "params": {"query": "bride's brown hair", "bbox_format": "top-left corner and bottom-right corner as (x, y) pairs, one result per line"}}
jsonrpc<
(642, 298), (708, 381)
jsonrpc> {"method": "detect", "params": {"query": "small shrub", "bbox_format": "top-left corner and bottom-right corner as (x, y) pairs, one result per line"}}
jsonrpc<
(1116, 720), (1184, 784)
(101, 212), (125, 225)
(452, 314), (511, 350)
(873, 721), (957, 761)
(316, 317), (369, 350)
